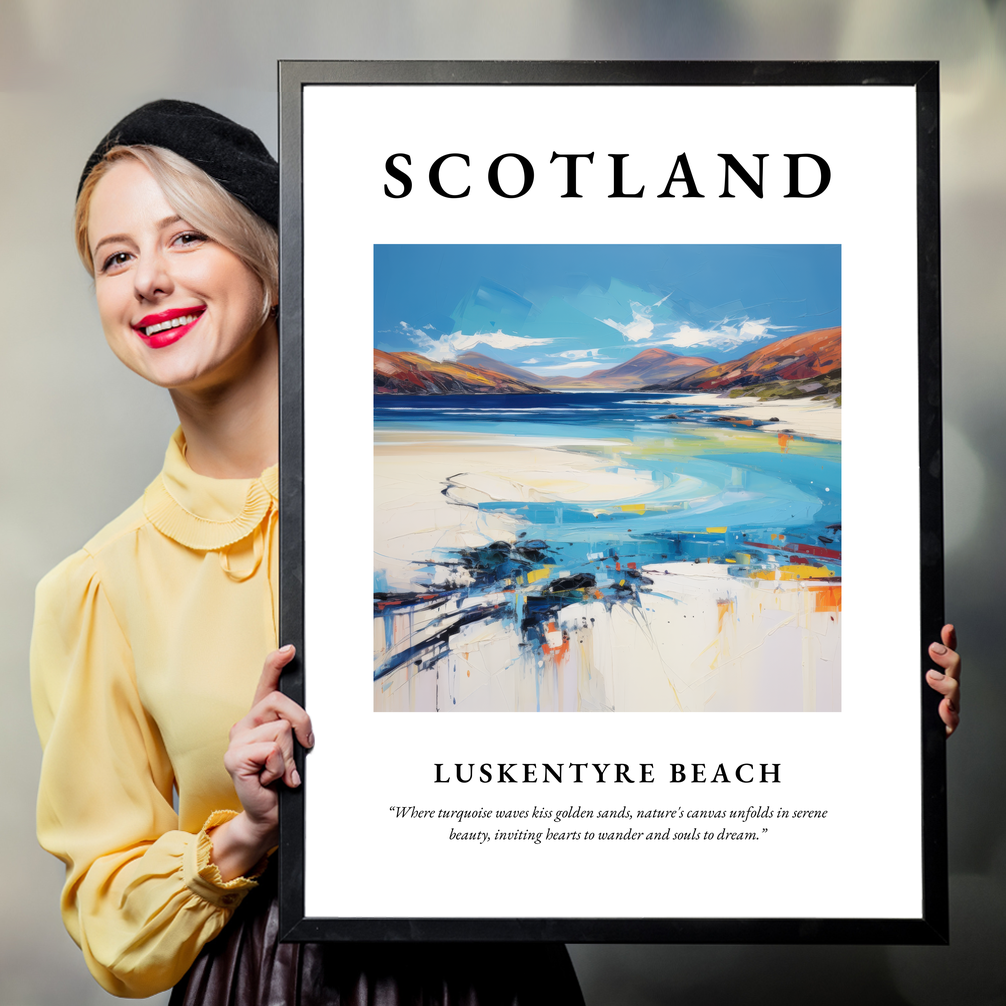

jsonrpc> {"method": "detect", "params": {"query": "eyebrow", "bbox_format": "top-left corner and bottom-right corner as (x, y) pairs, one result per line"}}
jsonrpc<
(91, 215), (185, 257)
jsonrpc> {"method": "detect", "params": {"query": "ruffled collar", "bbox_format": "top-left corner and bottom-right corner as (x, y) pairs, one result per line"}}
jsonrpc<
(143, 428), (278, 551)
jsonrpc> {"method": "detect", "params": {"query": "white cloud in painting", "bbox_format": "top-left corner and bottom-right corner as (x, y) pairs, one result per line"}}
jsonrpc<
(651, 317), (791, 351)
(454, 331), (553, 352)
(400, 322), (552, 362)
(522, 358), (541, 365)
(553, 348), (610, 360)
(399, 323), (459, 362)
(594, 287), (792, 352)
(596, 302), (656, 342)
(596, 296), (789, 351)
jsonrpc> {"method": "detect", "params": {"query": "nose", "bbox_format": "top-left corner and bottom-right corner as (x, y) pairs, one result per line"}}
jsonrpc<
(133, 246), (173, 303)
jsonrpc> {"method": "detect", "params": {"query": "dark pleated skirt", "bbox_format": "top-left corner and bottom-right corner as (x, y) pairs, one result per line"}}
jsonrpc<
(169, 869), (585, 1006)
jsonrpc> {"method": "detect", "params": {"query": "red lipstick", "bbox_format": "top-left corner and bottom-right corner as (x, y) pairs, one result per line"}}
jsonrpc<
(132, 306), (205, 349)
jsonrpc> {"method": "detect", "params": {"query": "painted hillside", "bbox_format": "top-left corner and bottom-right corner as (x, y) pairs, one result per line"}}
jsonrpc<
(458, 347), (714, 391)
(639, 327), (841, 394)
(374, 349), (550, 395)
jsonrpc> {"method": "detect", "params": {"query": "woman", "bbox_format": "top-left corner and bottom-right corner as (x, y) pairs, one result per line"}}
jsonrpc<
(31, 100), (586, 1003)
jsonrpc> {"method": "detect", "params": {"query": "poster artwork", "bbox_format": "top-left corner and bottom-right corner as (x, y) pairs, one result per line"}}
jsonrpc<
(288, 65), (943, 940)
(373, 244), (841, 712)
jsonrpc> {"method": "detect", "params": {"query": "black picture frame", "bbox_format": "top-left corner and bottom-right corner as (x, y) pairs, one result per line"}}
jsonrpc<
(277, 60), (945, 944)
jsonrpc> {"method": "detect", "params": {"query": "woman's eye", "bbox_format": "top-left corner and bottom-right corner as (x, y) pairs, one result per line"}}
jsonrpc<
(101, 251), (132, 273)
(173, 231), (208, 248)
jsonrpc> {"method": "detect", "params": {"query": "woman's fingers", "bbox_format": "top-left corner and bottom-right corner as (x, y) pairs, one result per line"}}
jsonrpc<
(925, 668), (959, 704)
(239, 644), (314, 749)
(232, 689), (314, 750)
(224, 738), (288, 788)
(928, 636), (961, 685)
(927, 623), (961, 737)
(252, 644), (296, 707)
(941, 623), (958, 654)
(219, 646), (309, 845)
(940, 698), (960, 736)
(924, 675), (960, 736)
(929, 639), (960, 678)
(231, 719), (302, 788)
(259, 742), (289, 787)
(253, 691), (314, 749)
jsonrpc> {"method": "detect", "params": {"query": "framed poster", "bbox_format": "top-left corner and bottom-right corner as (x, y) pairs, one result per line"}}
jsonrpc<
(277, 61), (946, 943)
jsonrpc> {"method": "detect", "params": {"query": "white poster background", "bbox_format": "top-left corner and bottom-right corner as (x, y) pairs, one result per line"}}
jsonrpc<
(301, 84), (920, 920)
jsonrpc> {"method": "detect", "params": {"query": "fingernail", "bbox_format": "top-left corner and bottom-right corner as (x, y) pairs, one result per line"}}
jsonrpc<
(280, 644), (295, 654)
(931, 643), (947, 655)
(927, 669), (944, 680)
(292, 768), (301, 787)
(306, 732), (315, 748)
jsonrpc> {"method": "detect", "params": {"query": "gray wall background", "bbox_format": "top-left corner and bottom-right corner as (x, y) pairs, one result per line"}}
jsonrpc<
(1, 2), (1003, 1003)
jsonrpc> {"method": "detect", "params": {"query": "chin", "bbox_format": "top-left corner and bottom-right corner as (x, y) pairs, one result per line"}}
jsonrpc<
(109, 321), (271, 393)
(153, 369), (208, 391)
(121, 352), (218, 391)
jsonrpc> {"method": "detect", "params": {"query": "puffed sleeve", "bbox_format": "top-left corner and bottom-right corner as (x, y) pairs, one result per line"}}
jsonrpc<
(31, 549), (262, 998)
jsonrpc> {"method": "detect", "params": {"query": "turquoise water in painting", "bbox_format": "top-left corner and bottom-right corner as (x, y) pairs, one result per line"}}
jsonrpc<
(374, 391), (842, 689)
(375, 391), (841, 584)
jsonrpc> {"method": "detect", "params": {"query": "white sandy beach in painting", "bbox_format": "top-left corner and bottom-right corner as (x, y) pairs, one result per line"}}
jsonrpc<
(375, 432), (656, 590)
(647, 394), (842, 441)
(374, 398), (841, 713)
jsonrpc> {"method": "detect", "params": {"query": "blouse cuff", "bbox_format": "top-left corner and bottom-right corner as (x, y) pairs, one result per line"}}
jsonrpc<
(182, 810), (269, 909)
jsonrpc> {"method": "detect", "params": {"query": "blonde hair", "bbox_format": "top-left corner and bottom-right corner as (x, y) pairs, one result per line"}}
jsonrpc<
(75, 145), (278, 323)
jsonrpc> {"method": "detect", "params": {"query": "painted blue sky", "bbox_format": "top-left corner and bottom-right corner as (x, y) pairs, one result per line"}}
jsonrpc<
(374, 245), (840, 374)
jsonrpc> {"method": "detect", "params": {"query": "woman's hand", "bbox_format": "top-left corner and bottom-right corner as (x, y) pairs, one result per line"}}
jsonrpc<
(209, 645), (314, 881)
(926, 624), (961, 738)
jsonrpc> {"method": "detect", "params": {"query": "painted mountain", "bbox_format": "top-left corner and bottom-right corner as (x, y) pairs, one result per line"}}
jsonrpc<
(374, 349), (549, 395)
(639, 327), (841, 395)
(453, 352), (562, 386)
(577, 347), (716, 389)
(457, 348), (714, 391)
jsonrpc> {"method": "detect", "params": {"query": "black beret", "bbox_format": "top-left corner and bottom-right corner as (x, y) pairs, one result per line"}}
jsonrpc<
(78, 99), (278, 228)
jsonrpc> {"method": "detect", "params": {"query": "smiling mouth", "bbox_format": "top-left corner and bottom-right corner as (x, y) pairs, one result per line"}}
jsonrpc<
(142, 313), (199, 337)
(134, 307), (206, 338)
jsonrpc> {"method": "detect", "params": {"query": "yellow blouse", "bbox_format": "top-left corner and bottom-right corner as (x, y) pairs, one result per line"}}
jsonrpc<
(31, 428), (279, 998)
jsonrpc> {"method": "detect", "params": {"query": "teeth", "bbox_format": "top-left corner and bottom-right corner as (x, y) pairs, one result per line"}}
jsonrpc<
(142, 313), (199, 337)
